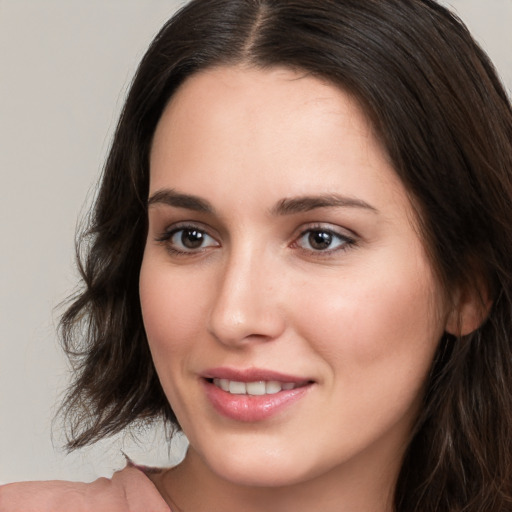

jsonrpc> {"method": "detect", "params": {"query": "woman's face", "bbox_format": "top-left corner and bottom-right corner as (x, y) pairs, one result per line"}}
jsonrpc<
(140, 66), (449, 489)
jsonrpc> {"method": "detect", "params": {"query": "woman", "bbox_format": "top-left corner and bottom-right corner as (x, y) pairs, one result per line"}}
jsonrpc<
(2, 0), (512, 510)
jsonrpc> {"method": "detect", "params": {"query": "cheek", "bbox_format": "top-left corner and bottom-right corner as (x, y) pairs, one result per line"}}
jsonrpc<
(139, 256), (209, 362)
(292, 259), (444, 450)
(296, 255), (444, 385)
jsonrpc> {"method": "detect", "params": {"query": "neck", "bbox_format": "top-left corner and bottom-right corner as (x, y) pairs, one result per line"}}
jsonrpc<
(152, 445), (401, 512)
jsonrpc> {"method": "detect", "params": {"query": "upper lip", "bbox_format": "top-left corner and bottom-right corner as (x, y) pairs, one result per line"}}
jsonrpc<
(201, 367), (312, 384)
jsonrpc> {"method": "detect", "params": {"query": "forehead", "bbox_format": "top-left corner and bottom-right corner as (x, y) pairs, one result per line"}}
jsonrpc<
(149, 65), (410, 221)
(154, 66), (376, 137)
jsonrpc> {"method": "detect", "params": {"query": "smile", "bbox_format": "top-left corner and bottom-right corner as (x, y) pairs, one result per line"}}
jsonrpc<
(212, 378), (299, 395)
(202, 370), (313, 422)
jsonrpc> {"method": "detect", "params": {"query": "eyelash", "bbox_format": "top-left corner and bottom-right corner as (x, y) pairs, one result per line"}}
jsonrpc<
(292, 225), (356, 255)
(155, 223), (357, 257)
(155, 223), (219, 256)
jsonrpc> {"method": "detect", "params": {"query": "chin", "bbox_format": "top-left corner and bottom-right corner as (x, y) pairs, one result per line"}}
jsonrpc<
(199, 442), (328, 488)
(214, 461), (310, 488)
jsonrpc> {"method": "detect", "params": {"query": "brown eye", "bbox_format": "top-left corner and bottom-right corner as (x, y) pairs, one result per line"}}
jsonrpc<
(295, 228), (353, 253)
(162, 226), (219, 253)
(308, 231), (333, 250)
(180, 229), (206, 249)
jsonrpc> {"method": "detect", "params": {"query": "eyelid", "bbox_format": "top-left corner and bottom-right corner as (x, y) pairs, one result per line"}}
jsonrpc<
(155, 221), (220, 255)
(154, 219), (218, 240)
(290, 223), (358, 254)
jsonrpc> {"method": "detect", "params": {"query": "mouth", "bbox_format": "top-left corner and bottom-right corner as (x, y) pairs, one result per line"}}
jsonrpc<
(201, 369), (314, 422)
(208, 378), (307, 395)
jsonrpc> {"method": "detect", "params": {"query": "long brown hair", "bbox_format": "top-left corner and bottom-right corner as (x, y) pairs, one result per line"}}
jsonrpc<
(60, 1), (512, 510)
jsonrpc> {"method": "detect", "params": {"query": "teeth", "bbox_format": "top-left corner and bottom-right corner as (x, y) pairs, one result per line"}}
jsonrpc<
(212, 379), (298, 395)
(265, 381), (282, 394)
(246, 381), (266, 395)
(229, 381), (246, 394)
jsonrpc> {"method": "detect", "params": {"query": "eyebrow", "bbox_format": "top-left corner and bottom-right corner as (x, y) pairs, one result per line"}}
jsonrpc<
(147, 188), (377, 216)
(147, 189), (214, 213)
(271, 194), (378, 215)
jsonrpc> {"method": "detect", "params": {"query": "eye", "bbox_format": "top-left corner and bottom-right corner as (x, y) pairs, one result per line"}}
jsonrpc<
(294, 227), (354, 253)
(157, 225), (219, 254)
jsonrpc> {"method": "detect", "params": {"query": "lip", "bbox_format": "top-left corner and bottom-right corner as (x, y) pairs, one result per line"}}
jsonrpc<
(201, 367), (310, 383)
(201, 367), (314, 422)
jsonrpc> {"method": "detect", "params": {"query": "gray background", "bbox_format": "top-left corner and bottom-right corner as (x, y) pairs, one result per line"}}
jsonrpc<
(1, 0), (511, 484)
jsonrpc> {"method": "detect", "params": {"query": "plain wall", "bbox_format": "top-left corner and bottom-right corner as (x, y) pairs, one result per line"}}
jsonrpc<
(1, 0), (511, 484)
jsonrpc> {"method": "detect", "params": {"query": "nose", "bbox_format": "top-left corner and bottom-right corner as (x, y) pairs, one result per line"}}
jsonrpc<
(207, 248), (286, 347)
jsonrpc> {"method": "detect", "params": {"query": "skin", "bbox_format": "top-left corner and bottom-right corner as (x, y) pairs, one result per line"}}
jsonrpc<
(139, 65), (454, 512)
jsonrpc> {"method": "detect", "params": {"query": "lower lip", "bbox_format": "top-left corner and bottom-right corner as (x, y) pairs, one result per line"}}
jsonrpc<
(203, 380), (311, 422)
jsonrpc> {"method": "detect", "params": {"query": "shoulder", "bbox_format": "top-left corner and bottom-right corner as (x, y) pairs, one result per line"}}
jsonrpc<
(0, 464), (171, 512)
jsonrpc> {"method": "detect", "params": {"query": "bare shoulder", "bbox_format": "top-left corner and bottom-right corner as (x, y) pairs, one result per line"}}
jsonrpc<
(0, 465), (170, 512)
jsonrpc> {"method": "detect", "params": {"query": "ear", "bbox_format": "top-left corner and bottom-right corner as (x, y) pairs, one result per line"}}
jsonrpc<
(445, 279), (492, 337)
